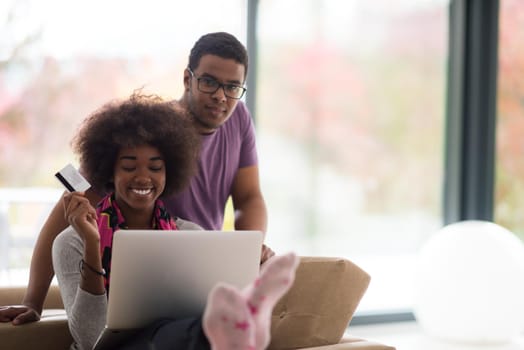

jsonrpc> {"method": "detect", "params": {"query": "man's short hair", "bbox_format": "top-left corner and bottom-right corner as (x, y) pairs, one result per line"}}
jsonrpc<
(188, 32), (248, 78)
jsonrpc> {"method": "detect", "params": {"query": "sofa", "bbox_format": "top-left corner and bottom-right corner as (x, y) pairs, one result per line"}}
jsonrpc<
(0, 257), (395, 350)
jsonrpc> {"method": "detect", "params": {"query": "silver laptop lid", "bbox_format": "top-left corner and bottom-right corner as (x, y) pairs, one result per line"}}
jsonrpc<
(105, 230), (263, 330)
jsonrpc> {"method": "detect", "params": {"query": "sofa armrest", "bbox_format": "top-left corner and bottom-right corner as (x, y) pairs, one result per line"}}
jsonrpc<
(0, 308), (72, 350)
(0, 285), (72, 350)
(269, 257), (372, 349)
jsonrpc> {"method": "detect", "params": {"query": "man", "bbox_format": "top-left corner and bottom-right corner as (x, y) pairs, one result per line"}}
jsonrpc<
(0, 32), (273, 325)
(170, 32), (267, 233)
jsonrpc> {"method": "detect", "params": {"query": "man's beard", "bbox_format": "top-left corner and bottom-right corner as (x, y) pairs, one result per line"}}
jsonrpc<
(187, 100), (217, 134)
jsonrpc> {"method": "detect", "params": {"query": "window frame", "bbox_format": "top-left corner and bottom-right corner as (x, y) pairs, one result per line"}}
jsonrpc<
(444, 0), (500, 224)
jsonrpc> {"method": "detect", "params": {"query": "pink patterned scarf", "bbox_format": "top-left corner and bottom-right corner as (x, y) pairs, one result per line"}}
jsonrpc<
(96, 193), (177, 292)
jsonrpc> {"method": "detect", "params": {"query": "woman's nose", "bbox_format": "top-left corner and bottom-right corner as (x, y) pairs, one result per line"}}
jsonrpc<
(133, 170), (151, 183)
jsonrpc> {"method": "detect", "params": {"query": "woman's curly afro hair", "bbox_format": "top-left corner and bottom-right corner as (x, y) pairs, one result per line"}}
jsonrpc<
(72, 92), (201, 197)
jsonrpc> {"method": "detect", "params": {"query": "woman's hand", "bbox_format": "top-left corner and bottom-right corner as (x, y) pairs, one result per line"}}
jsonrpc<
(62, 192), (99, 243)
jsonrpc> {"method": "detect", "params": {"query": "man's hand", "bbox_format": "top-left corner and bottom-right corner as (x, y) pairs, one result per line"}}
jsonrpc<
(260, 244), (275, 264)
(0, 305), (40, 325)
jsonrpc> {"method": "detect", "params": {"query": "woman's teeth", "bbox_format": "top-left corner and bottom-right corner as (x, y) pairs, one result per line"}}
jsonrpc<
(132, 188), (152, 195)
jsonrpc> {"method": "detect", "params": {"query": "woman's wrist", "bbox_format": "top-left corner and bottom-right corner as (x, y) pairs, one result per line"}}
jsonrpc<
(79, 259), (106, 277)
(83, 240), (103, 269)
(80, 243), (106, 295)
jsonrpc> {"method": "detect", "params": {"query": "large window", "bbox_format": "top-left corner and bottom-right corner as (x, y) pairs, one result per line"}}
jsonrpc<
(495, 0), (524, 237)
(4, 0), (491, 318)
(256, 0), (449, 313)
(0, 0), (246, 285)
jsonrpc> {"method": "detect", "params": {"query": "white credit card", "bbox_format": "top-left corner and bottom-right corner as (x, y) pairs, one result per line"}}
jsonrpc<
(55, 163), (91, 192)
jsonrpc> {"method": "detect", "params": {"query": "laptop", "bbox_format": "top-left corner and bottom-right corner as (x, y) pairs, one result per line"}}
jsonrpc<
(93, 229), (263, 350)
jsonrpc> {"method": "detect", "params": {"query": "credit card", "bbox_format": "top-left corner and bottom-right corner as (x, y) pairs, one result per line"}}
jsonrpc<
(55, 163), (91, 192)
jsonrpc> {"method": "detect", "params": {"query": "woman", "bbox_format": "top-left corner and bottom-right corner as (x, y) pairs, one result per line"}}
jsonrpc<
(51, 93), (298, 350)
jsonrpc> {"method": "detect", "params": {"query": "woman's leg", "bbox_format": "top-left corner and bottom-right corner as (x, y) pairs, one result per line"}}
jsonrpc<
(203, 253), (299, 350)
(203, 284), (255, 350)
(242, 252), (299, 349)
(117, 317), (210, 350)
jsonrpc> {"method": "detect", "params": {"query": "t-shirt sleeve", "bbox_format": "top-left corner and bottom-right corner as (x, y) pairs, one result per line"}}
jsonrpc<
(238, 102), (259, 168)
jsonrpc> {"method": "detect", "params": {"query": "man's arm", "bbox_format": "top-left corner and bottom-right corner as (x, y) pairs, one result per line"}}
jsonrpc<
(22, 196), (69, 316)
(0, 189), (101, 325)
(231, 165), (274, 263)
(231, 165), (267, 232)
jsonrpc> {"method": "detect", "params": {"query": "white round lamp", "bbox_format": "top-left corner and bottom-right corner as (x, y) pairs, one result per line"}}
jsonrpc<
(414, 220), (524, 344)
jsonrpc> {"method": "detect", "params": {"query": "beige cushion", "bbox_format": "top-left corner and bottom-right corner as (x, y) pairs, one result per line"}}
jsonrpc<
(269, 257), (371, 350)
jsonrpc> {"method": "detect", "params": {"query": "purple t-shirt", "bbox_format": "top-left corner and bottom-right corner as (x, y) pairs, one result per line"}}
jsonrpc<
(164, 101), (258, 230)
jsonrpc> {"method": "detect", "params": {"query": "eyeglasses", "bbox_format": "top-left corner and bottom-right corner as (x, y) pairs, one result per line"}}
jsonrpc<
(188, 68), (247, 99)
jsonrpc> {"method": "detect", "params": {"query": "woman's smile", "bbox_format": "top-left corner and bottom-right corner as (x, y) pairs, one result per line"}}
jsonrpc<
(130, 187), (154, 196)
(113, 145), (166, 218)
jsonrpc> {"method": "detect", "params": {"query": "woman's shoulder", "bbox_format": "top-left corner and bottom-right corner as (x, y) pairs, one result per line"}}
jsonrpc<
(175, 217), (204, 230)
